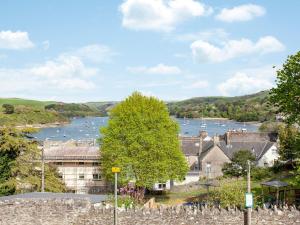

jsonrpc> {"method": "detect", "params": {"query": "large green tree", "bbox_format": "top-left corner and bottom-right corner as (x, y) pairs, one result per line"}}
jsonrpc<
(0, 128), (66, 196)
(100, 92), (188, 192)
(222, 150), (255, 178)
(278, 125), (300, 163)
(270, 51), (300, 124)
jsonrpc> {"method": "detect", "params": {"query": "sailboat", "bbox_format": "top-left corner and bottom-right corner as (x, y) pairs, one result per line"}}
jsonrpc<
(183, 117), (187, 126)
(241, 121), (247, 132)
(200, 112), (207, 129)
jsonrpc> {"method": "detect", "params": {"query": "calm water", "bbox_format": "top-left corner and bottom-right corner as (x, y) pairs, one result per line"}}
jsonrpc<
(34, 117), (258, 141)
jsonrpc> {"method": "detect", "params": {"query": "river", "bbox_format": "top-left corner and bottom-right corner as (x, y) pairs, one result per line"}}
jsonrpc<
(33, 117), (258, 141)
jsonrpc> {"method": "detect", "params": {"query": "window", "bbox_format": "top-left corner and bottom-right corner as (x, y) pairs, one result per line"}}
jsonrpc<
(272, 149), (277, 154)
(78, 162), (84, 165)
(92, 162), (100, 166)
(93, 174), (101, 180)
(58, 173), (63, 179)
(55, 162), (63, 165)
(79, 174), (85, 180)
(158, 183), (166, 189)
(205, 162), (211, 177)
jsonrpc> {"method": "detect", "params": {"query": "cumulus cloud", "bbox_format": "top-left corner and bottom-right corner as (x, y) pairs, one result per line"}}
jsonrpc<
(0, 44), (111, 99)
(216, 4), (265, 22)
(127, 63), (181, 75)
(217, 66), (276, 96)
(74, 44), (116, 63)
(120, 0), (212, 31)
(0, 30), (34, 49)
(175, 28), (229, 42)
(191, 36), (285, 63)
(183, 80), (209, 89)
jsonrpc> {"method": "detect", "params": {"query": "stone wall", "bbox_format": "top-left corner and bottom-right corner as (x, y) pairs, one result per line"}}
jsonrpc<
(0, 198), (300, 225)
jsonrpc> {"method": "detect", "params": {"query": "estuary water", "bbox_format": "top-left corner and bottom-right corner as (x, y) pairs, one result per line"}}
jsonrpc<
(34, 117), (258, 141)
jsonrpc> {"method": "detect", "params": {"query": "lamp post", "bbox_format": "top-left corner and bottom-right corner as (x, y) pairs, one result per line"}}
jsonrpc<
(41, 147), (45, 192)
(245, 160), (252, 225)
(112, 167), (121, 225)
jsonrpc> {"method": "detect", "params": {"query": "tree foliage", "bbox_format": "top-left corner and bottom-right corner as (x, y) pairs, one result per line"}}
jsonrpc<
(270, 51), (300, 124)
(0, 128), (66, 196)
(168, 91), (275, 122)
(222, 150), (255, 178)
(100, 92), (189, 189)
(2, 104), (14, 114)
(278, 125), (300, 163)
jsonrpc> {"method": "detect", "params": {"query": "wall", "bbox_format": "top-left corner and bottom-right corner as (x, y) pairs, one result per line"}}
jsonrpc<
(200, 145), (230, 178)
(257, 144), (279, 167)
(0, 199), (299, 225)
(55, 161), (107, 194)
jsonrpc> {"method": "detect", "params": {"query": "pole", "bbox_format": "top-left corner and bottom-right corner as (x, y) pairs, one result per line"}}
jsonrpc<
(247, 160), (251, 225)
(114, 172), (118, 225)
(41, 147), (45, 192)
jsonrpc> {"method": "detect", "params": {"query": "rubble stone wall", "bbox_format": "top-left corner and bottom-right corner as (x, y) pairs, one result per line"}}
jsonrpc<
(0, 199), (299, 225)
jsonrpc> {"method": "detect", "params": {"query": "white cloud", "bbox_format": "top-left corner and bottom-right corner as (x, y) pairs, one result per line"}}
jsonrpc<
(175, 28), (229, 42)
(30, 54), (98, 79)
(217, 66), (276, 96)
(0, 30), (34, 49)
(183, 80), (209, 89)
(120, 0), (212, 31)
(216, 4), (265, 22)
(74, 44), (116, 63)
(0, 45), (106, 99)
(191, 36), (285, 63)
(127, 63), (181, 74)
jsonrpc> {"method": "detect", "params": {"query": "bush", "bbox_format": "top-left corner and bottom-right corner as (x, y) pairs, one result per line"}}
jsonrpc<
(251, 167), (272, 181)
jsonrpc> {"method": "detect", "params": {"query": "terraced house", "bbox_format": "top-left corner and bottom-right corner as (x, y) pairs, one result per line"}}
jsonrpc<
(43, 131), (279, 193)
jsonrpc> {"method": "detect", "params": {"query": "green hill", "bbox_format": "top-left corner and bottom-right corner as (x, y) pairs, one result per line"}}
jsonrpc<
(0, 98), (55, 109)
(167, 91), (276, 122)
(0, 90), (276, 125)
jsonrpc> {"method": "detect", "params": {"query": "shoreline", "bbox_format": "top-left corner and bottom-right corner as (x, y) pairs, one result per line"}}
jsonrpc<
(14, 122), (69, 129)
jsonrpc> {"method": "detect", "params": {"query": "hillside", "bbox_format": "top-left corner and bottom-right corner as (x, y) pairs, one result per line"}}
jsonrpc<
(0, 91), (276, 125)
(0, 98), (55, 109)
(167, 91), (276, 122)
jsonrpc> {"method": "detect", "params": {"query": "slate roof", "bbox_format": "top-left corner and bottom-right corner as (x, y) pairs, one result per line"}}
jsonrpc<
(261, 180), (289, 188)
(44, 146), (99, 160)
(180, 136), (213, 156)
(219, 141), (275, 160)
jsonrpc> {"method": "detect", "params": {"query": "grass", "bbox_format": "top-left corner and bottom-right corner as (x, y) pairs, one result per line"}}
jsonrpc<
(0, 98), (55, 109)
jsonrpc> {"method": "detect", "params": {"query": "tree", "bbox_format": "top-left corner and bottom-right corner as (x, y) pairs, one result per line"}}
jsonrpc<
(270, 51), (300, 124)
(100, 92), (188, 196)
(278, 125), (300, 163)
(2, 104), (14, 114)
(0, 128), (66, 196)
(222, 150), (255, 178)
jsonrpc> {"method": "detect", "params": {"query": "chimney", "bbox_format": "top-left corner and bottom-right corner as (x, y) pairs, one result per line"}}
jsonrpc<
(213, 134), (219, 146)
(199, 130), (208, 139)
(225, 131), (231, 146)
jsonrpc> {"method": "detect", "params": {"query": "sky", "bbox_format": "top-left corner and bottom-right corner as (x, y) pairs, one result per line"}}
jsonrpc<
(0, 0), (299, 102)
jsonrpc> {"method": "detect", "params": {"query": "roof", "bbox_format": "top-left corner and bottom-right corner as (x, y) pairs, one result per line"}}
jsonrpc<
(219, 141), (275, 160)
(44, 146), (99, 160)
(0, 192), (107, 203)
(223, 131), (278, 142)
(198, 141), (215, 160)
(180, 136), (213, 156)
(261, 180), (289, 188)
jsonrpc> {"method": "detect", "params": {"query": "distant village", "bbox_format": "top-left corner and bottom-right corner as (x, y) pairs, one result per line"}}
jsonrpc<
(42, 130), (279, 194)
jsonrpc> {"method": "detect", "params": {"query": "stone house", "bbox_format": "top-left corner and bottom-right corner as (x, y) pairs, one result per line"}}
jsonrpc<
(43, 140), (109, 194)
(198, 131), (279, 178)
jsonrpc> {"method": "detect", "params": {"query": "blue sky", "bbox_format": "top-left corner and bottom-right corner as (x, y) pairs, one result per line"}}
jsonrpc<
(0, 0), (299, 102)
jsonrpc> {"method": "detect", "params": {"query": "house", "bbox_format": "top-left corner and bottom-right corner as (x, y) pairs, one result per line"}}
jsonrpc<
(198, 131), (279, 178)
(43, 140), (110, 194)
